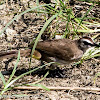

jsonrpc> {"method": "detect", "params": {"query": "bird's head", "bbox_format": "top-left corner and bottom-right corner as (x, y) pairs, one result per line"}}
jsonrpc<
(78, 37), (100, 52)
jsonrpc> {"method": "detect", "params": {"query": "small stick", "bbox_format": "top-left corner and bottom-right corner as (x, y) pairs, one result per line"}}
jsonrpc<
(14, 86), (100, 92)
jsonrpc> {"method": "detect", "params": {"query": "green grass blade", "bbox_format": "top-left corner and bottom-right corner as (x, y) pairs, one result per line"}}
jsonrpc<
(0, 51), (20, 95)
(36, 0), (40, 16)
(59, 0), (65, 7)
(94, 72), (100, 84)
(6, 50), (20, 86)
(27, 71), (49, 86)
(0, 72), (5, 86)
(76, 3), (94, 31)
(81, 47), (100, 60)
(34, 84), (50, 91)
(0, 87), (13, 95)
(6, 62), (54, 89)
(0, 4), (51, 35)
(83, 21), (100, 26)
(77, 29), (100, 33)
(70, 12), (89, 30)
(30, 13), (59, 64)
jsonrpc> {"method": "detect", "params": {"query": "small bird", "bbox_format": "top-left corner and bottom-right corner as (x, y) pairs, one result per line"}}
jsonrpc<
(0, 37), (99, 65)
(32, 36), (100, 65)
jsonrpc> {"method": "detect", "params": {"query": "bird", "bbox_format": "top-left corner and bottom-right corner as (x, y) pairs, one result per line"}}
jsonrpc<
(0, 37), (100, 66)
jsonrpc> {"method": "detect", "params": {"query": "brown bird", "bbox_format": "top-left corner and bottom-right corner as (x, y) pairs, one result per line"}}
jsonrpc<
(0, 37), (99, 65)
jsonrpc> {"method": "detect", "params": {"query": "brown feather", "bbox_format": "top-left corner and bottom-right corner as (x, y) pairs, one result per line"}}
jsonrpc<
(35, 39), (83, 62)
(0, 49), (31, 60)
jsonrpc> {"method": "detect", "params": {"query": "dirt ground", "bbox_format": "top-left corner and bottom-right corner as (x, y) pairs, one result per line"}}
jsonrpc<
(0, 0), (100, 100)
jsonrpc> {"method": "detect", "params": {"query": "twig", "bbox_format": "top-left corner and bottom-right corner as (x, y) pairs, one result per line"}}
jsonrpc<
(14, 86), (100, 92)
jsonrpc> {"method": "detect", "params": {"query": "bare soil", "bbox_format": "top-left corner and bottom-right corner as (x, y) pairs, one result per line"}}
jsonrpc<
(0, 0), (100, 100)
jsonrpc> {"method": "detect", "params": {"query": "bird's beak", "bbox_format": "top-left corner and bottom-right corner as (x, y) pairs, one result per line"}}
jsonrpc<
(92, 43), (100, 47)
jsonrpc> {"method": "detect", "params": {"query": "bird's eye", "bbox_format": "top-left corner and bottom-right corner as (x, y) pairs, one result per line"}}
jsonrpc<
(83, 41), (91, 45)
(83, 41), (87, 44)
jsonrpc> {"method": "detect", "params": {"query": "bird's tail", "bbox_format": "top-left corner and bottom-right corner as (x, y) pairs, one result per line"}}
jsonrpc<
(0, 49), (31, 60)
(0, 49), (41, 60)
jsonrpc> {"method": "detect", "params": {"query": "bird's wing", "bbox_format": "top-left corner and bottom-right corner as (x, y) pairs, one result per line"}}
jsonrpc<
(36, 39), (81, 61)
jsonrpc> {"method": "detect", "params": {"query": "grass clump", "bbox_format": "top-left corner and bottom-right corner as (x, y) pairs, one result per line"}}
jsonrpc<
(0, 50), (53, 95)
(0, 0), (100, 95)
